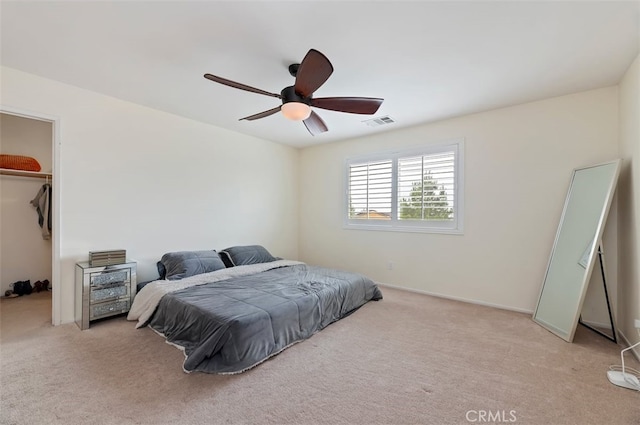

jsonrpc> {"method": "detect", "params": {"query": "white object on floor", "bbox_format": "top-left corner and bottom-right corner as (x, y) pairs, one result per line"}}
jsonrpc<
(607, 370), (639, 391)
(607, 334), (640, 391)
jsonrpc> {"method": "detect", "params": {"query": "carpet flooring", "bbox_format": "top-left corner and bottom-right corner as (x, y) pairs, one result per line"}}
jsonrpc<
(1, 288), (638, 425)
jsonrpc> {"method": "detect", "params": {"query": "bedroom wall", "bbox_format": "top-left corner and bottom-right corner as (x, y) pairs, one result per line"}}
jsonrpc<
(298, 87), (620, 313)
(618, 52), (640, 354)
(0, 113), (53, 294)
(1, 66), (299, 325)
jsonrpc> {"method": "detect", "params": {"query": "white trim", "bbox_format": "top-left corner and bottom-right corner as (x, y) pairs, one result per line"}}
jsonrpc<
(381, 281), (640, 354)
(0, 105), (62, 326)
(376, 282), (533, 315)
(343, 138), (464, 234)
(343, 223), (464, 235)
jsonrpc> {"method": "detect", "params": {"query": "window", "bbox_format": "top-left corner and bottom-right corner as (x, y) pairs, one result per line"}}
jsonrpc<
(345, 140), (464, 233)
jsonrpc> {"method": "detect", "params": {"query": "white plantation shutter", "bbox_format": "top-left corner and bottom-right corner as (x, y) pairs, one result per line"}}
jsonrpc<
(348, 160), (392, 219)
(397, 151), (455, 221)
(345, 140), (463, 233)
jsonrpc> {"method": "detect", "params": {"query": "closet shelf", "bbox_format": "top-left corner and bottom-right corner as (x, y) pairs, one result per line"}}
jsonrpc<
(0, 168), (52, 179)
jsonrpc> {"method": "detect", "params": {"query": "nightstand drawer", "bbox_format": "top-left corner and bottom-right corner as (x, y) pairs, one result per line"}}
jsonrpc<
(90, 299), (130, 320)
(90, 284), (129, 303)
(90, 269), (130, 287)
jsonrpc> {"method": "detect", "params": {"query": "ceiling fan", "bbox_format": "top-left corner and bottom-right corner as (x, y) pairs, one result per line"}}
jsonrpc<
(204, 49), (384, 136)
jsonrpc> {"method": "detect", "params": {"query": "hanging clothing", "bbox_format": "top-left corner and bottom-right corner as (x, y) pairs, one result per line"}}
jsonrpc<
(30, 183), (52, 240)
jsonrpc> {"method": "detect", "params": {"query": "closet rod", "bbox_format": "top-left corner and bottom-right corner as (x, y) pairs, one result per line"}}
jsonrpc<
(0, 168), (52, 179)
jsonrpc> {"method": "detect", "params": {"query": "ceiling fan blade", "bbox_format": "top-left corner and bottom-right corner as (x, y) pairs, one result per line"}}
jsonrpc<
(303, 111), (328, 136)
(204, 74), (281, 98)
(239, 106), (282, 121)
(294, 49), (334, 97)
(311, 97), (384, 115)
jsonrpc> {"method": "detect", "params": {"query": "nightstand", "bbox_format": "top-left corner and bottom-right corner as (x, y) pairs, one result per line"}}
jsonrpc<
(75, 261), (137, 330)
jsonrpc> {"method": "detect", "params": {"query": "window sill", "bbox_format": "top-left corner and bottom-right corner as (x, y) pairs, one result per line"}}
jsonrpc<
(343, 223), (464, 235)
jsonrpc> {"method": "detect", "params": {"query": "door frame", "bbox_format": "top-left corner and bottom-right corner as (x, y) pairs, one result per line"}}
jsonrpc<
(1, 106), (61, 325)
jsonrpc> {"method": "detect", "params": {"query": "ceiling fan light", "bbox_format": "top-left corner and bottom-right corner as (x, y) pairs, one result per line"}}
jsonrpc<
(281, 102), (311, 121)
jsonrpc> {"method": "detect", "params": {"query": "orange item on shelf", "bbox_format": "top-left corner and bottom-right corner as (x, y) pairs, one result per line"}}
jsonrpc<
(0, 154), (42, 172)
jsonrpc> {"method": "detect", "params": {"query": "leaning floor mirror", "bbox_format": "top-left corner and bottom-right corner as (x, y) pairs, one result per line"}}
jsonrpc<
(533, 159), (621, 342)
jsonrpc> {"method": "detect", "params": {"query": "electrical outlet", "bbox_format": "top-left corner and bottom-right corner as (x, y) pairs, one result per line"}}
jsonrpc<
(387, 261), (394, 271)
(635, 319), (640, 329)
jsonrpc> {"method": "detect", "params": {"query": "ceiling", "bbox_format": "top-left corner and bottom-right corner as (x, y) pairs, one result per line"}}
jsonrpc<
(1, 1), (639, 148)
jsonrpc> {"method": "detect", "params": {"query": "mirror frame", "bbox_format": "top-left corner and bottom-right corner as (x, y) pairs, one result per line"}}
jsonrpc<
(533, 159), (621, 342)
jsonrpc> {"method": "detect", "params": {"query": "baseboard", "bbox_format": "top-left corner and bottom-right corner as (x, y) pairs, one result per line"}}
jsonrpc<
(376, 282), (639, 362)
(376, 282), (534, 315)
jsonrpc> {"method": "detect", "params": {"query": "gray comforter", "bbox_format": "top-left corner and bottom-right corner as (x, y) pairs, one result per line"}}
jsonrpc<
(148, 263), (382, 374)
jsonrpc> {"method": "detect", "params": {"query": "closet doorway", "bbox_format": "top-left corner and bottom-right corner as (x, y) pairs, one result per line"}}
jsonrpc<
(0, 108), (60, 325)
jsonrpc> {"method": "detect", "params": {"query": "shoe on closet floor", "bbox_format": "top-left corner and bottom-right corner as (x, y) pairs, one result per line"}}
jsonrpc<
(11, 280), (32, 296)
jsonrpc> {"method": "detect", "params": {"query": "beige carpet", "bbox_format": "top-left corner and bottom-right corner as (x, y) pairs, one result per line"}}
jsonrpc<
(1, 288), (638, 425)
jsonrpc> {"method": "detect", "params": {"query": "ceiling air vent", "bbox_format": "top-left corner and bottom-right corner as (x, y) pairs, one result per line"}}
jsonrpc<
(363, 115), (395, 127)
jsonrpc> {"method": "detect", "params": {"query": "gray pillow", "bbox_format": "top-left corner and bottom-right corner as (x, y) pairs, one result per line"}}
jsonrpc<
(157, 261), (167, 279)
(159, 250), (226, 280)
(218, 245), (277, 267)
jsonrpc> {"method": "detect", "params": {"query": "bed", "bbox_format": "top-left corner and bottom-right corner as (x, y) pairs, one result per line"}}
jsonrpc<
(127, 246), (382, 374)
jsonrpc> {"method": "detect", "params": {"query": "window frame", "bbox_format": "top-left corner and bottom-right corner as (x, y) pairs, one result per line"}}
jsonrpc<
(343, 139), (464, 234)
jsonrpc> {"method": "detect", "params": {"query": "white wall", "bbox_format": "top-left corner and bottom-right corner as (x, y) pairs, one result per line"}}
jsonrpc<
(0, 113), (53, 294)
(2, 64), (629, 328)
(618, 52), (640, 353)
(298, 87), (619, 313)
(1, 66), (299, 324)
